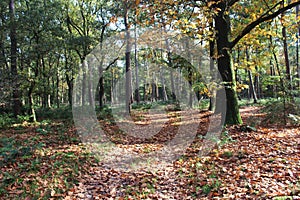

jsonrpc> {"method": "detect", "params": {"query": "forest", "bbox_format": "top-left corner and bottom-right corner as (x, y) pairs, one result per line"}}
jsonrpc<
(0, 0), (300, 199)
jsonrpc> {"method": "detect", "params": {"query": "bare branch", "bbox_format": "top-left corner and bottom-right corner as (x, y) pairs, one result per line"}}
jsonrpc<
(105, 57), (119, 71)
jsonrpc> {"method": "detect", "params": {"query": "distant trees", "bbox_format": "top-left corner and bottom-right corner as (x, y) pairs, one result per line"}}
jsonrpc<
(0, 0), (299, 125)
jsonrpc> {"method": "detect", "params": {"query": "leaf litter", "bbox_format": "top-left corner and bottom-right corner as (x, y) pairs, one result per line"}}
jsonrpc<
(0, 106), (299, 199)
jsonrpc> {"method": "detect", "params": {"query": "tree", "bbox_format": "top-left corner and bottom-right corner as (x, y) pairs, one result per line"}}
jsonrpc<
(9, 0), (21, 117)
(201, 0), (300, 124)
(123, 0), (133, 114)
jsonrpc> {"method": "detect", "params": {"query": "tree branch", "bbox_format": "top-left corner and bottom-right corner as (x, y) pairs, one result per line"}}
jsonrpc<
(228, 0), (240, 7)
(105, 57), (119, 71)
(229, 1), (300, 49)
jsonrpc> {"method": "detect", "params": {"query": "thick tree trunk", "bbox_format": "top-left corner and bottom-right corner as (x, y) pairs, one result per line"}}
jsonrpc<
(9, 0), (21, 116)
(214, 2), (242, 125)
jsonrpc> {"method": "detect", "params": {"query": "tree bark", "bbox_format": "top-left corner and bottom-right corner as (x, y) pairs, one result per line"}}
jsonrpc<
(134, 20), (140, 104)
(282, 22), (292, 91)
(209, 22), (216, 111)
(246, 48), (258, 103)
(81, 59), (87, 106)
(214, 1), (242, 125)
(160, 66), (168, 101)
(9, 0), (21, 116)
(124, 5), (132, 114)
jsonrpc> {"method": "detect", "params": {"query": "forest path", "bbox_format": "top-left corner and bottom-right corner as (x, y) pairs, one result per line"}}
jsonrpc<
(65, 106), (300, 199)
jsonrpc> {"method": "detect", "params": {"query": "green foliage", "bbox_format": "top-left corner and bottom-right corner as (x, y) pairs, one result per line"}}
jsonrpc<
(262, 99), (300, 125)
(0, 137), (33, 166)
(197, 99), (210, 110)
(0, 114), (16, 129)
(35, 106), (72, 120)
(221, 151), (233, 158)
(216, 130), (236, 149)
(201, 179), (221, 195)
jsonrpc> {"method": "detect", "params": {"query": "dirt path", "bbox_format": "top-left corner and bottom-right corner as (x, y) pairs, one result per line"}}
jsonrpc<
(65, 107), (300, 199)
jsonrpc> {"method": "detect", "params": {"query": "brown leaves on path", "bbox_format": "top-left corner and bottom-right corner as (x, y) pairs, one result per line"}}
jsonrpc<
(1, 106), (300, 199)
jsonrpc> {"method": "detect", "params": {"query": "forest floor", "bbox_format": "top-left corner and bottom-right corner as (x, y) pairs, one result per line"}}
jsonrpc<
(0, 105), (300, 199)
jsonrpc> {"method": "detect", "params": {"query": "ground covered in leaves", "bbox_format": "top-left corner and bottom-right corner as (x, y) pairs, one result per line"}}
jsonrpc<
(1, 106), (300, 199)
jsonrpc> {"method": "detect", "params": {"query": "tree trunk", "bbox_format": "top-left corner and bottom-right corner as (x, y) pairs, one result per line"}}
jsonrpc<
(214, 2), (242, 125)
(282, 25), (292, 91)
(87, 60), (94, 106)
(209, 23), (216, 111)
(185, 38), (193, 108)
(246, 48), (258, 103)
(160, 66), (168, 101)
(9, 0), (21, 116)
(254, 66), (261, 99)
(66, 73), (73, 106)
(99, 75), (104, 107)
(81, 59), (87, 106)
(164, 27), (176, 100)
(56, 68), (59, 108)
(28, 89), (36, 122)
(124, 6), (132, 114)
(134, 20), (140, 104)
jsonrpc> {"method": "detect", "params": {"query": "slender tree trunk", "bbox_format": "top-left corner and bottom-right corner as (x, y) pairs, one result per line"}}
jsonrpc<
(282, 25), (292, 90)
(66, 73), (73, 106)
(28, 84), (36, 122)
(151, 81), (156, 102)
(246, 48), (258, 103)
(209, 23), (216, 111)
(9, 0), (21, 116)
(124, 5), (132, 114)
(269, 35), (277, 97)
(81, 59), (87, 106)
(160, 66), (168, 101)
(271, 36), (287, 124)
(169, 69), (176, 100)
(281, 3), (292, 93)
(134, 20), (140, 104)
(56, 68), (59, 108)
(99, 75), (104, 107)
(98, 24), (107, 108)
(254, 66), (260, 99)
(87, 60), (94, 106)
(214, 2), (242, 125)
(185, 38), (193, 108)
